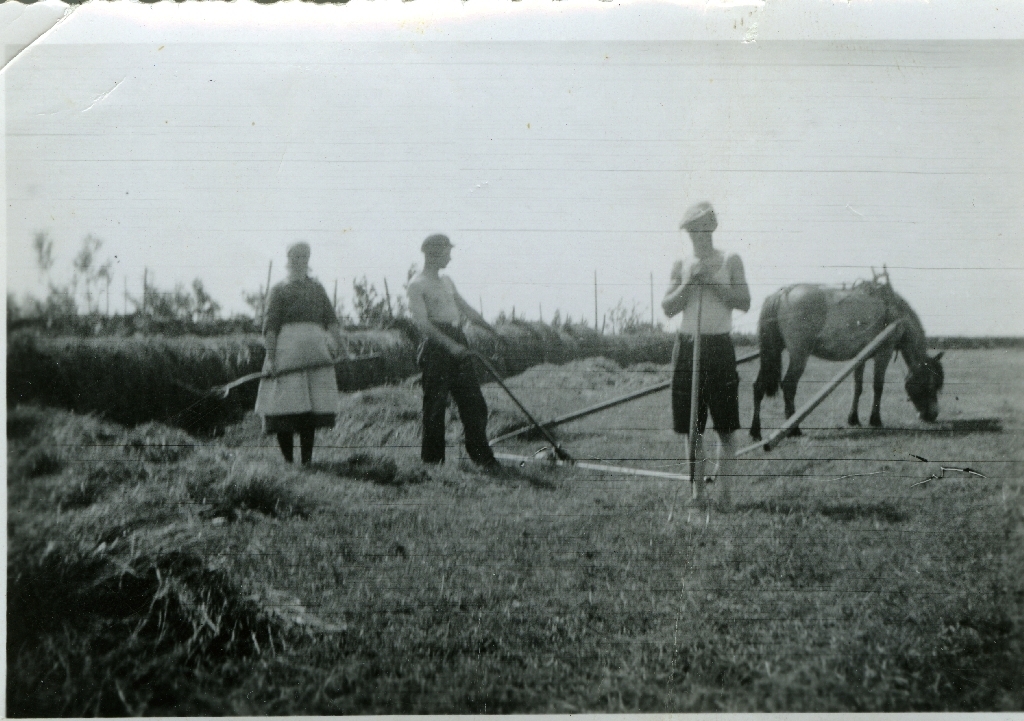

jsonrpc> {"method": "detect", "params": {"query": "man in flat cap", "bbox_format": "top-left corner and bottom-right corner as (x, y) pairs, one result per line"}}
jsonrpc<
(662, 202), (751, 501)
(407, 234), (502, 468)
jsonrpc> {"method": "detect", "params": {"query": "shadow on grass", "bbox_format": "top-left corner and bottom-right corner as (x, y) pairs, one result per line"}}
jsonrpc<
(7, 408), (43, 440)
(491, 464), (558, 491)
(928, 418), (1003, 434)
(736, 500), (909, 523)
(819, 417), (1003, 440)
(313, 453), (430, 487)
(819, 502), (909, 523)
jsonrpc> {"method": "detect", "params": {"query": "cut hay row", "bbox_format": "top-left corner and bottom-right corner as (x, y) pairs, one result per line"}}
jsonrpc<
(7, 323), (678, 433)
(5, 330), (416, 434)
(5, 406), (345, 716)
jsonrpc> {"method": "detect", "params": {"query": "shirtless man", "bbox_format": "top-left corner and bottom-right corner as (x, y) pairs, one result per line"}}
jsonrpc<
(662, 202), (751, 500)
(407, 234), (502, 467)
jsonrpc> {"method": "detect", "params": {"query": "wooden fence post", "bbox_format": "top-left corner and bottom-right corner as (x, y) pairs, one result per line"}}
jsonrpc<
(650, 272), (655, 327)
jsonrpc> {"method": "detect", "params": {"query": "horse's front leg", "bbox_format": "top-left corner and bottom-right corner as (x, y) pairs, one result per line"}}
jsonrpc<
(781, 353), (809, 436)
(869, 353), (891, 428)
(848, 362), (865, 426)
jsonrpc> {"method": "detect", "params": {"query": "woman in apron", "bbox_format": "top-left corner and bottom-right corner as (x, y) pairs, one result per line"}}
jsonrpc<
(255, 242), (343, 465)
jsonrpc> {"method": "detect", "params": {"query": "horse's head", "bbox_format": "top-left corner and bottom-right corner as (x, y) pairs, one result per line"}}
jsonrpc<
(904, 352), (944, 422)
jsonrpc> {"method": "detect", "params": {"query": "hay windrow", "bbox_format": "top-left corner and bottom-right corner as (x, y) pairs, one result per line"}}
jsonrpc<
(8, 324), (676, 433)
(6, 534), (298, 716)
(6, 410), (333, 716)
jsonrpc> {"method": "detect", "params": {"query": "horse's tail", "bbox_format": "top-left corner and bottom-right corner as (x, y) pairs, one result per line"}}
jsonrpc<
(755, 291), (785, 398)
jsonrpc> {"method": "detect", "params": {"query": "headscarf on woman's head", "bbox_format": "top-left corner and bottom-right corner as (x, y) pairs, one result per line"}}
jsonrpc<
(286, 242), (311, 273)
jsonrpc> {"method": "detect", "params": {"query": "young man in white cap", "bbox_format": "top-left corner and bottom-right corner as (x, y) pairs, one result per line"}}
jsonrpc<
(662, 202), (751, 499)
(407, 234), (502, 468)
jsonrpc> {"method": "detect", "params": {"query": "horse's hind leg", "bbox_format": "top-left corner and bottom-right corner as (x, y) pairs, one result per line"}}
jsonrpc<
(781, 352), (809, 436)
(848, 362), (865, 426)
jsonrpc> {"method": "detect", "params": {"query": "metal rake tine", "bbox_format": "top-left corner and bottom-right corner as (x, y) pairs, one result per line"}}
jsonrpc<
(940, 466), (987, 479)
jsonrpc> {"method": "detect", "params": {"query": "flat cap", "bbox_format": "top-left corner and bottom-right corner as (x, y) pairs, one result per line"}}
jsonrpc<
(421, 234), (454, 253)
(286, 241), (311, 264)
(680, 202), (718, 233)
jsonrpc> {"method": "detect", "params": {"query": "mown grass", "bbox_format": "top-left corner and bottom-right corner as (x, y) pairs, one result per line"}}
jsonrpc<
(7, 349), (1023, 714)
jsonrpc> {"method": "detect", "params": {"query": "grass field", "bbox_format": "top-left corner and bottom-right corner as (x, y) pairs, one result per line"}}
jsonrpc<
(7, 349), (1023, 714)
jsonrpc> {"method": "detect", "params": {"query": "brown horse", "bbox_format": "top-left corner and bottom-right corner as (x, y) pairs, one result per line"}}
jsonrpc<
(750, 273), (944, 440)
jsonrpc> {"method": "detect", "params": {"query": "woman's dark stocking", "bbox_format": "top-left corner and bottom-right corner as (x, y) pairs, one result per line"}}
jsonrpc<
(277, 433), (294, 463)
(299, 427), (315, 465)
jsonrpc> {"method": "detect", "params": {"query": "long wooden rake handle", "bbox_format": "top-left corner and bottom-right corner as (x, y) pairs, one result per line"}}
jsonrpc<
(471, 351), (573, 461)
(488, 349), (760, 446)
(492, 452), (690, 481)
(688, 284), (705, 500)
(213, 354), (383, 398)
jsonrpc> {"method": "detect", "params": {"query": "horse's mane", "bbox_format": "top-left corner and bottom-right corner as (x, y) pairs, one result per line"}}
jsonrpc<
(879, 284), (929, 358)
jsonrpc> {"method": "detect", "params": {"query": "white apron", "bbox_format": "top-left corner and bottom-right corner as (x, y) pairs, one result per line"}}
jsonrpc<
(255, 322), (339, 418)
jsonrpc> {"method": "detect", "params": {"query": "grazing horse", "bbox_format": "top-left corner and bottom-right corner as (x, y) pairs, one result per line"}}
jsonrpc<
(749, 274), (944, 440)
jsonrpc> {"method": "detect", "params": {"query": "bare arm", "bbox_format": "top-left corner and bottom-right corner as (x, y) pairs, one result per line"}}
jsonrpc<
(408, 281), (470, 357)
(454, 292), (498, 336)
(705, 254), (751, 312)
(662, 260), (697, 318)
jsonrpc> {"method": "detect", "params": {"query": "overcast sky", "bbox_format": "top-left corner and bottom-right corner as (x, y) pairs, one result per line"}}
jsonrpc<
(4, 1), (1023, 335)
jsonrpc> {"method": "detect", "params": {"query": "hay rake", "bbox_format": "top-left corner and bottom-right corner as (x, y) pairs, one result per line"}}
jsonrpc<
(204, 354), (384, 399)
(478, 345), (759, 484)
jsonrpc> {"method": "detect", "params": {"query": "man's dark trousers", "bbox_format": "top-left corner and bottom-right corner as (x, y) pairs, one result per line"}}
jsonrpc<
(419, 326), (495, 466)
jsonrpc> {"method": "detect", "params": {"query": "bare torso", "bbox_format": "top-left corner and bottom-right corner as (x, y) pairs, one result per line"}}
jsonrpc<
(407, 273), (462, 328)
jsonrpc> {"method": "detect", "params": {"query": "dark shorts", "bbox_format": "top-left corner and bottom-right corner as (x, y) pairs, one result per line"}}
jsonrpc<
(671, 334), (741, 435)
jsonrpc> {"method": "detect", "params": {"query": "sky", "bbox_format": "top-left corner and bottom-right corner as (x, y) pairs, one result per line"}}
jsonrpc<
(4, 0), (1024, 336)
